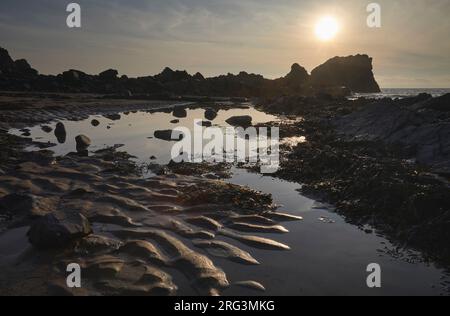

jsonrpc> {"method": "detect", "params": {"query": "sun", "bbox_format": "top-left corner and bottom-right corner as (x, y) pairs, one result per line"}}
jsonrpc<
(315, 16), (340, 41)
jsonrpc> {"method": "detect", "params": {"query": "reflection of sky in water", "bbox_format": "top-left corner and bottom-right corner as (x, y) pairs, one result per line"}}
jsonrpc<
(9, 107), (278, 165)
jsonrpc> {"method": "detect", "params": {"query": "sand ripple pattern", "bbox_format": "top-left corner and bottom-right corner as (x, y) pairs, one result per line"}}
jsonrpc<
(0, 150), (302, 296)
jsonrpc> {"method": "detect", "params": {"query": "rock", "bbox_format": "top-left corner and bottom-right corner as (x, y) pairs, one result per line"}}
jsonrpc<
(424, 93), (450, 112)
(193, 72), (205, 81)
(0, 47), (15, 74)
(62, 69), (89, 82)
(75, 135), (91, 152)
(204, 108), (218, 121)
(170, 119), (180, 124)
(54, 122), (67, 144)
(27, 213), (92, 249)
(225, 115), (252, 127)
(154, 67), (192, 83)
(172, 107), (187, 118)
(91, 119), (100, 127)
(98, 69), (118, 80)
(334, 96), (450, 173)
(14, 59), (38, 77)
(104, 113), (121, 121)
(154, 130), (184, 141)
(197, 120), (212, 127)
(0, 193), (36, 217)
(282, 63), (309, 90)
(310, 54), (381, 93)
(41, 125), (53, 133)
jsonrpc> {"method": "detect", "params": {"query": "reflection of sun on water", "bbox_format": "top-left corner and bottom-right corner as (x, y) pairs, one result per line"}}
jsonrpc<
(315, 16), (339, 41)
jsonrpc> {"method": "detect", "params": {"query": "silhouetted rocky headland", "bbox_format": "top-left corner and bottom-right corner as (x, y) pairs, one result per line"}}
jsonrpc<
(0, 46), (380, 98)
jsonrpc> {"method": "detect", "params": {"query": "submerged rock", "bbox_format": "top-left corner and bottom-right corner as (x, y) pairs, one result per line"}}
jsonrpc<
(28, 213), (92, 249)
(225, 115), (252, 127)
(54, 122), (67, 144)
(41, 125), (53, 133)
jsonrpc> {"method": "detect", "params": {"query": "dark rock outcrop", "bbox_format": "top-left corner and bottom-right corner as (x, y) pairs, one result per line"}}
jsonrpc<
(310, 54), (380, 93)
(0, 46), (381, 98)
(335, 95), (450, 173)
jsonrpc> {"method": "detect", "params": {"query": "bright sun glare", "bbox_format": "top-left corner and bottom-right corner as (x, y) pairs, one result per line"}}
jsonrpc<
(315, 16), (339, 41)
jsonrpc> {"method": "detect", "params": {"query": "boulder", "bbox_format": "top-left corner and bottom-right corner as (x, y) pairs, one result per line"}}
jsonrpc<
(310, 54), (381, 93)
(27, 213), (92, 249)
(226, 115), (253, 127)
(204, 108), (218, 121)
(172, 107), (187, 118)
(75, 135), (91, 151)
(154, 130), (184, 141)
(54, 122), (67, 144)
(91, 119), (100, 127)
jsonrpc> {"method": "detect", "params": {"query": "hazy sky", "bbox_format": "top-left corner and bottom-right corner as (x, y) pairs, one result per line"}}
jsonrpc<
(1, 0), (449, 87)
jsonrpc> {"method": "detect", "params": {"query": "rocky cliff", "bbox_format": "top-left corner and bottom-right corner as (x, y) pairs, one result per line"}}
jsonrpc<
(310, 54), (380, 93)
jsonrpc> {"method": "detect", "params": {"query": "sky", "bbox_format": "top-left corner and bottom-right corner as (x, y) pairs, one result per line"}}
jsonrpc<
(0, 0), (449, 88)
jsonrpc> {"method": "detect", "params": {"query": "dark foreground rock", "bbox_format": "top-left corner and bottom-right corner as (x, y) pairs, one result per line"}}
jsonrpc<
(28, 213), (92, 249)
(226, 115), (252, 127)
